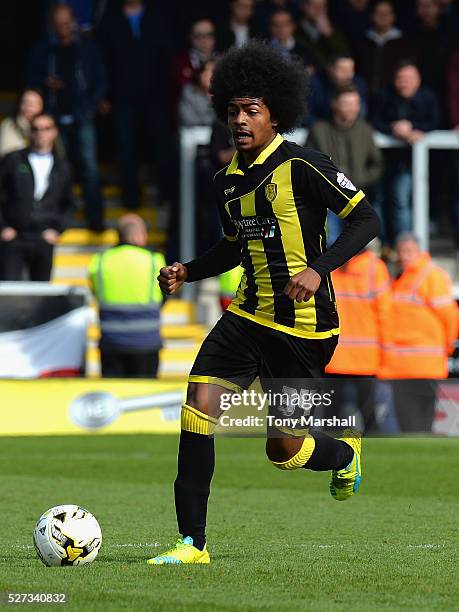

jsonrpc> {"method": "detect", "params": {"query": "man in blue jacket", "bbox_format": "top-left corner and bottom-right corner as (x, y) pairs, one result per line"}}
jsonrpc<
(306, 54), (368, 126)
(97, 0), (173, 210)
(26, 3), (106, 231)
(372, 60), (439, 244)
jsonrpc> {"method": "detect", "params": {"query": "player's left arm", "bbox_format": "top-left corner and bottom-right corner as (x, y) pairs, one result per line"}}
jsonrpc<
(284, 154), (380, 302)
(309, 199), (379, 276)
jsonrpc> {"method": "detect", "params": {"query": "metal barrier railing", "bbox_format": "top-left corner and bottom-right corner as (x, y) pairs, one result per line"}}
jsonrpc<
(180, 127), (459, 282)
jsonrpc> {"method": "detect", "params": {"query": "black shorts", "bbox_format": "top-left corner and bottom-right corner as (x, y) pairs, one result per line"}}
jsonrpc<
(189, 311), (338, 391)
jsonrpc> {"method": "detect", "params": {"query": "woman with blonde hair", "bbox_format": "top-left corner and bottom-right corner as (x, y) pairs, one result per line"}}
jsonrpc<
(0, 89), (44, 157)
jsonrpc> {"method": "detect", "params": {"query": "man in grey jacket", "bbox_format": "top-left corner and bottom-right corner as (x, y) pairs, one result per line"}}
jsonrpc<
(306, 84), (383, 243)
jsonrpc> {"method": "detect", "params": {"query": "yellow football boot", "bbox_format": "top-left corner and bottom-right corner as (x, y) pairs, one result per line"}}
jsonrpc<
(330, 428), (362, 501)
(147, 537), (210, 565)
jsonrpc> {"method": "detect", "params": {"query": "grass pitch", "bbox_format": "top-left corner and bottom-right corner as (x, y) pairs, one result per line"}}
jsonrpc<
(0, 434), (457, 611)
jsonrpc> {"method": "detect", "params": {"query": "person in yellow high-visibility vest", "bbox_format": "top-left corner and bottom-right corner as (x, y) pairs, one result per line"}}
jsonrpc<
(88, 214), (165, 378)
(218, 265), (243, 311)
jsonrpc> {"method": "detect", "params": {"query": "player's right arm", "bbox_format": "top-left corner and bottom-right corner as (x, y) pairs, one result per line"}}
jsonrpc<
(158, 238), (241, 295)
(158, 170), (242, 295)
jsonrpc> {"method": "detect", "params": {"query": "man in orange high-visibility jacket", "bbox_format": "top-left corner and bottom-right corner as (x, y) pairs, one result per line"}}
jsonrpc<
(381, 233), (459, 431)
(326, 245), (392, 431)
(382, 233), (458, 379)
(326, 246), (392, 377)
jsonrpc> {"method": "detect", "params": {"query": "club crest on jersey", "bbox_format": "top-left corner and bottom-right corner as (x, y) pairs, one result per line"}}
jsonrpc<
(265, 183), (277, 202)
(336, 172), (357, 191)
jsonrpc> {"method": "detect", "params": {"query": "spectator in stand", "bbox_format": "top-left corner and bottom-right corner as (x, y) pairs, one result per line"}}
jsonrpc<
(88, 214), (166, 378)
(325, 242), (392, 432)
(327, 243), (392, 381)
(0, 113), (72, 281)
(306, 85), (383, 243)
(162, 1), (220, 44)
(447, 48), (459, 253)
(179, 59), (217, 253)
(53, 0), (109, 32)
(295, 0), (348, 71)
(254, 0), (300, 37)
(380, 233), (458, 431)
(26, 3), (105, 231)
(97, 0), (173, 209)
(413, 0), (453, 115)
(170, 19), (218, 110)
(353, 0), (415, 99)
(268, 9), (314, 69)
(330, 0), (371, 40)
(217, 0), (258, 51)
(437, 0), (459, 31)
(0, 89), (44, 158)
(306, 54), (368, 125)
(178, 60), (216, 127)
(372, 61), (439, 244)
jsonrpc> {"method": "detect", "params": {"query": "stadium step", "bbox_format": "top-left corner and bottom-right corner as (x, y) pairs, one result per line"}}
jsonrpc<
(58, 228), (166, 247)
(74, 205), (159, 225)
(73, 181), (156, 202)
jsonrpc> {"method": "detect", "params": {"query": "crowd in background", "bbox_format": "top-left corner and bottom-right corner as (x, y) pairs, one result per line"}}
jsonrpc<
(1, 0), (459, 271)
(0, 0), (458, 388)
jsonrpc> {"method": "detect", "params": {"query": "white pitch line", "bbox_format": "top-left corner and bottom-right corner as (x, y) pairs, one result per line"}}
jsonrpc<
(13, 543), (161, 550)
(407, 544), (446, 549)
(14, 542), (448, 551)
(112, 543), (160, 548)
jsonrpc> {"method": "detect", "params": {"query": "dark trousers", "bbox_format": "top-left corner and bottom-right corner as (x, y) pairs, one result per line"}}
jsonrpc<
(59, 117), (104, 225)
(100, 348), (159, 378)
(0, 236), (54, 281)
(114, 99), (177, 207)
(392, 379), (437, 432)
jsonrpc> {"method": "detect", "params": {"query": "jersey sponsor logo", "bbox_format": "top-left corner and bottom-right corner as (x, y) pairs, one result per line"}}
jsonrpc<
(336, 172), (357, 191)
(224, 186), (236, 196)
(265, 183), (277, 202)
(234, 215), (277, 240)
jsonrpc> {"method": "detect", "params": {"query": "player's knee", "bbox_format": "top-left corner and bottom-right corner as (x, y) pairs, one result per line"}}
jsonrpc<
(186, 382), (206, 409)
(266, 437), (295, 464)
(266, 436), (315, 471)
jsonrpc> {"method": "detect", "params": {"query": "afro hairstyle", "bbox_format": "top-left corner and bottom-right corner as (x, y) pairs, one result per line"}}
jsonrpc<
(210, 41), (309, 134)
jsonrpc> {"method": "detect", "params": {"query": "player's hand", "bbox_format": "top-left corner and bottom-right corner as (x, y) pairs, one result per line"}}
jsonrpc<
(42, 228), (59, 245)
(158, 262), (188, 295)
(0, 226), (17, 242)
(284, 268), (321, 303)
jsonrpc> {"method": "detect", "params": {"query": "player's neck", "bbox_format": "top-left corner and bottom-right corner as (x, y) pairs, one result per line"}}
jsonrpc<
(240, 133), (277, 167)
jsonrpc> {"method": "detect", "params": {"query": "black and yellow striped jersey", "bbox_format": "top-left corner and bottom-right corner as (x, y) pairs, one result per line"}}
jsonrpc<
(214, 133), (366, 339)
